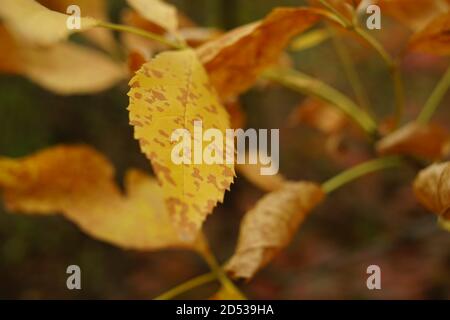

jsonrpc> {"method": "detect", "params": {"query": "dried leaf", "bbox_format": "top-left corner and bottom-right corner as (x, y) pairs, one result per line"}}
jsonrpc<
(309, 0), (362, 20)
(0, 145), (201, 250)
(197, 7), (319, 99)
(0, 0), (98, 46)
(223, 97), (246, 129)
(288, 98), (348, 135)
(413, 162), (450, 222)
(225, 182), (324, 280)
(126, 0), (178, 34)
(409, 12), (450, 56)
(376, 122), (450, 159)
(128, 49), (234, 241)
(128, 50), (148, 74)
(22, 42), (126, 95)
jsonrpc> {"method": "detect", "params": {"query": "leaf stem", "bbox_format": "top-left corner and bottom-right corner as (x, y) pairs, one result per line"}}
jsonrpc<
(198, 240), (247, 300)
(153, 272), (216, 300)
(417, 66), (450, 124)
(96, 21), (185, 50)
(264, 68), (378, 137)
(329, 27), (372, 112)
(322, 156), (403, 194)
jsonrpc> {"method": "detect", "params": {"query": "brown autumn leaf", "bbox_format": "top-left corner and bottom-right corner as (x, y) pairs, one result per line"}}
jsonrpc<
(197, 7), (319, 99)
(376, 122), (450, 159)
(409, 12), (450, 56)
(0, 0), (98, 46)
(374, 0), (450, 31)
(223, 97), (246, 129)
(225, 182), (325, 280)
(128, 50), (148, 74)
(413, 162), (450, 222)
(0, 145), (201, 250)
(287, 98), (348, 135)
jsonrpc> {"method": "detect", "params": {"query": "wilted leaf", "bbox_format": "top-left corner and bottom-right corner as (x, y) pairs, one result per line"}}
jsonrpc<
(376, 122), (450, 159)
(309, 0), (362, 20)
(0, 0), (98, 46)
(0, 145), (201, 250)
(22, 42), (126, 95)
(409, 12), (450, 56)
(128, 49), (234, 241)
(413, 162), (450, 222)
(374, 0), (449, 31)
(225, 182), (324, 280)
(128, 50), (148, 74)
(288, 98), (348, 135)
(126, 0), (178, 34)
(197, 7), (319, 99)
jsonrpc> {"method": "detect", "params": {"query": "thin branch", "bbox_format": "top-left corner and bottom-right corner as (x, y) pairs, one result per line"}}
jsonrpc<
(417, 66), (450, 124)
(322, 156), (403, 194)
(154, 272), (216, 300)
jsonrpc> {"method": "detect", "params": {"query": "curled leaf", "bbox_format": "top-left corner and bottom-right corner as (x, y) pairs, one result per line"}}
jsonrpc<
(376, 122), (450, 159)
(0, 0), (98, 46)
(126, 0), (178, 34)
(197, 7), (319, 99)
(0, 145), (201, 250)
(225, 182), (324, 280)
(128, 49), (234, 241)
(413, 162), (450, 222)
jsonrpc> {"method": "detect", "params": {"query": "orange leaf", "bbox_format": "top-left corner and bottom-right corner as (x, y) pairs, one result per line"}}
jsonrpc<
(409, 12), (450, 56)
(376, 122), (450, 159)
(197, 7), (319, 99)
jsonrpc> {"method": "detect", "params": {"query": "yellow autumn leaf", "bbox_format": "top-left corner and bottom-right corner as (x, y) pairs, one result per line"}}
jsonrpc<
(376, 122), (450, 159)
(126, 0), (178, 34)
(413, 162), (450, 225)
(21, 41), (126, 95)
(128, 49), (234, 241)
(225, 182), (324, 280)
(37, 0), (115, 51)
(0, 145), (202, 250)
(197, 7), (319, 99)
(0, 0), (98, 46)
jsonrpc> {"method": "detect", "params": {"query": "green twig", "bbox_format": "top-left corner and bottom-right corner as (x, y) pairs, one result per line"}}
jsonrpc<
(154, 272), (216, 300)
(264, 68), (378, 137)
(417, 66), (450, 124)
(97, 21), (185, 50)
(329, 27), (372, 112)
(322, 156), (403, 194)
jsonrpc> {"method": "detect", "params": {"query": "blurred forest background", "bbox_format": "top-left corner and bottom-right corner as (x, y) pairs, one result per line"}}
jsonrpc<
(0, 0), (449, 299)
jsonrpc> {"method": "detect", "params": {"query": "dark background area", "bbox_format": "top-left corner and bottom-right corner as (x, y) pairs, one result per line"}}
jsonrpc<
(0, 0), (449, 299)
